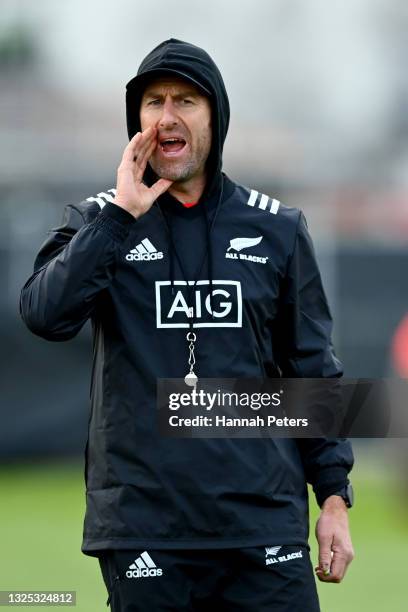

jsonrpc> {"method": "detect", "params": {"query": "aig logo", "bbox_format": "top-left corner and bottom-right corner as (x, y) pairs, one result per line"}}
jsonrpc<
(155, 280), (242, 328)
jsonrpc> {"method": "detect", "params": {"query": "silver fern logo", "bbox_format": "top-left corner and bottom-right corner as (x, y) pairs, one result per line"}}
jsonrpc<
(225, 236), (268, 265)
(265, 546), (282, 557)
(227, 236), (263, 252)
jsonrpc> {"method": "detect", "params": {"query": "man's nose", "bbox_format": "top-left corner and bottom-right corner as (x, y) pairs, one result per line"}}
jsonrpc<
(158, 98), (178, 128)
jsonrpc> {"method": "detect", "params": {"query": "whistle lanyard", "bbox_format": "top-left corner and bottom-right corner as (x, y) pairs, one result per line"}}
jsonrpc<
(156, 182), (224, 387)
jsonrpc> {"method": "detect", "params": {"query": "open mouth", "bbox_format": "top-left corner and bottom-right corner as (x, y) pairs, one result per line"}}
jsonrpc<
(159, 137), (187, 155)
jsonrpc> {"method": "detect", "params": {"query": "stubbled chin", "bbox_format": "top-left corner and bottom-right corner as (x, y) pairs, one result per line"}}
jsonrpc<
(149, 154), (194, 182)
(156, 168), (194, 183)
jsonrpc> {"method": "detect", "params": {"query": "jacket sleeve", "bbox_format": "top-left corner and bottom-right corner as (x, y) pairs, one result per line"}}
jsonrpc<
(20, 200), (136, 341)
(272, 210), (354, 507)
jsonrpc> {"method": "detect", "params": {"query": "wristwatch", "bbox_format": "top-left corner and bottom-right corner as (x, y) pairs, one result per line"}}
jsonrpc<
(332, 482), (354, 508)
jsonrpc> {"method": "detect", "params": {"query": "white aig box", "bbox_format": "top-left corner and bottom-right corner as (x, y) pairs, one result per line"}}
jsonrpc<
(155, 280), (243, 328)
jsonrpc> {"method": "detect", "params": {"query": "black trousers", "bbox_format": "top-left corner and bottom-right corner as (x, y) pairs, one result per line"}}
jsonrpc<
(98, 545), (320, 611)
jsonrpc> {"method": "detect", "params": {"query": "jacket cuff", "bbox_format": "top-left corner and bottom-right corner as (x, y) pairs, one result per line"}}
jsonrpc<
(312, 466), (350, 507)
(100, 201), (136, 225)
(93, 201), (136, 243)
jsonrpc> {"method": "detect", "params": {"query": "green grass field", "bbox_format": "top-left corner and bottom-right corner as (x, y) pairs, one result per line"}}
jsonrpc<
(0, 447), (407, 611)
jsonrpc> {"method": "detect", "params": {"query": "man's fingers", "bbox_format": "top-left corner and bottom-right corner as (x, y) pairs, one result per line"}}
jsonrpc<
(328, 551), (349, 582)
(315, 561), (345, 583)
(149, 178), (173, 200)
(134, 126), (156, 156)
(315, 547), (354, 583)
(315, 567), (334, 583)
(133, 134), (157, 181)
(120, 132), (142, 165)
(120, 127), (156, 167)
(328, 541), (354, 582)
(131, 128), (156, 167)
(318, 533), (333, 575)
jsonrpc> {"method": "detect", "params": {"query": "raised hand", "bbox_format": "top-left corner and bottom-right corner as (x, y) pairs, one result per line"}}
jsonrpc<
(113, 126), (173, 219)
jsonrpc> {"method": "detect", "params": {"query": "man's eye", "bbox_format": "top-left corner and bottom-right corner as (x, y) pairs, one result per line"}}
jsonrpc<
(183, 99), (193, 105)
(148, 99), (161, 106)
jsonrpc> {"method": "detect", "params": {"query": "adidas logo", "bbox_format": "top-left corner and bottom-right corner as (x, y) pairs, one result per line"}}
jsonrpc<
(126, 238), (163, 262)
(126, 551), (163, 578)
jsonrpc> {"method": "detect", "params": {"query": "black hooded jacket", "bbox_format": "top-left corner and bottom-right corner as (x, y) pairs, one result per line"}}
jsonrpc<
(20, 39), (353, 556)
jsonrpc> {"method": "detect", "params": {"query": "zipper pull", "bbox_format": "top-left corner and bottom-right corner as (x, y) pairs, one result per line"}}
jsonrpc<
(106, 575), (121, 607)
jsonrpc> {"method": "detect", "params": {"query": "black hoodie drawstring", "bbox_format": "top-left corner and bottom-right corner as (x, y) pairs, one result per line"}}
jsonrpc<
(204, 201), (213, 317)
(169, 237), (175, 295)
(203, 180), (224, 318)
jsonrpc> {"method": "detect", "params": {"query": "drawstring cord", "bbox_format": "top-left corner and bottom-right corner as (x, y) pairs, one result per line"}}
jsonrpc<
(169, 238), (175, 295)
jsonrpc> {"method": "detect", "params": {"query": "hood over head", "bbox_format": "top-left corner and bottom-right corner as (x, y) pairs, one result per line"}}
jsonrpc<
(126, 38), (230, 198)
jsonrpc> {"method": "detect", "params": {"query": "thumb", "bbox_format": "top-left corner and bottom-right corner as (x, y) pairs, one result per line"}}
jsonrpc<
(149, 178), (173, 200)
(318, 534), (333, 574)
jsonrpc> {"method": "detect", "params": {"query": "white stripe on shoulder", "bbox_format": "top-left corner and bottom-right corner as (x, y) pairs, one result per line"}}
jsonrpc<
(270, 198), (280, 214)
(258, 193), (269, 210)
(245, 188), (281, 215)
(247, 189), (259, 207)
(86, 188), (117, 209)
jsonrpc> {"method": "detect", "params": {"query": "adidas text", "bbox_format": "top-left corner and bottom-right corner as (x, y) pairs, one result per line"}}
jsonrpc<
(126, 567), (163, 578)
(126, 251), (163, 262)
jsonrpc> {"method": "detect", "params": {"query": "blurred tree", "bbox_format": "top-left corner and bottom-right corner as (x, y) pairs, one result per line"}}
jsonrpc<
(0, 23), (37, 70)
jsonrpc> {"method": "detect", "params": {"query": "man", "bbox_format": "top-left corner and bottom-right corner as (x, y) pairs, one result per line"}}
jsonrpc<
(20, 39), (354, 611)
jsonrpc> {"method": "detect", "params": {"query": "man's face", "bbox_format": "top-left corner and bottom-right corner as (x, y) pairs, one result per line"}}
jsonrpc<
(140, 77), (212, 184)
